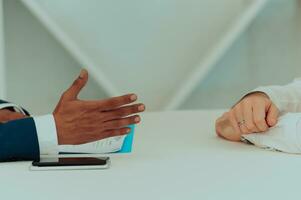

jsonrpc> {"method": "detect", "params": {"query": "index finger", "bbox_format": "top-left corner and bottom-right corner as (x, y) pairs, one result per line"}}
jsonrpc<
(83, 93), (138, 111)
(217, 112), (242, 141)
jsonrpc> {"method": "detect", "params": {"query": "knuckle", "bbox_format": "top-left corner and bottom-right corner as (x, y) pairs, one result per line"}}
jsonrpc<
(111, 129), (123, 136)
(134, 105), (140, 112)
(72, 78), (81, 86)
(109, 99), (119, 106)
(102, 123), (109, 130)
(110, 130), (118, 135)
(255, 98), (265, 105)
(117, 121), (124, 127)
(116, 129), (124, 135)
(118, 96), (129, 104)
(117, 109), (127, 117)
(116, 119), (130, 127)
(108, 121), (117, 127)
(125, 95), (132, 102)
(127, 117), (135, 125)
(69, 82), (80, 92)
(121, 128), (128, 135)
(242, 99), (250, 107)
(61, 91), (68, 98)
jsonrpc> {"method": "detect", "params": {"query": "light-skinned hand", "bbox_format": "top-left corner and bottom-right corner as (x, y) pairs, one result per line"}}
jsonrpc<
(215, 92), (279, 141)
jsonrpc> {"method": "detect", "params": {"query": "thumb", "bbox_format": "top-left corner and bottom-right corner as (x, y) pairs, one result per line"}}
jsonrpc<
(266, 103), (279, 127)
(63, 69), (88, 100)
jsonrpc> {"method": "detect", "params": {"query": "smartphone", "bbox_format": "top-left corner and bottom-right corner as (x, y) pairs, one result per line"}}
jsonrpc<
(30, 157), (110, 171)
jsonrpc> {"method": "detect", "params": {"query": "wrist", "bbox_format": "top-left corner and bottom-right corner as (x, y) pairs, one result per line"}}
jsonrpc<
(33, 114), (59, 155)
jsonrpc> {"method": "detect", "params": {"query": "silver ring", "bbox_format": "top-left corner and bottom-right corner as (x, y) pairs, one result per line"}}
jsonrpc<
(238, 120), (246, 127)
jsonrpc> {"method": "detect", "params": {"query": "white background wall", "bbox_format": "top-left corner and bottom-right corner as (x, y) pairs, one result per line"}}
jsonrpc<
(0, 0), (5, 99)
(4, 0), (107, 115)
(27, 0), (249, 111)
(183, 0), (301, 109)
(2, 0), (301, 114)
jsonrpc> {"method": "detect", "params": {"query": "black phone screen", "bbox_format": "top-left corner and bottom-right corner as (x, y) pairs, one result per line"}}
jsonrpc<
(32, 157), (109, 167)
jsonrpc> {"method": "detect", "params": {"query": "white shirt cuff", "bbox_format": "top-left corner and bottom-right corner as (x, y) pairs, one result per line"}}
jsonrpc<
(33, 114), (58, 155)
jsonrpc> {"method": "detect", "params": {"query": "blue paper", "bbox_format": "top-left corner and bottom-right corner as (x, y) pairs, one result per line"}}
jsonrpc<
(117, 124), (135, 153)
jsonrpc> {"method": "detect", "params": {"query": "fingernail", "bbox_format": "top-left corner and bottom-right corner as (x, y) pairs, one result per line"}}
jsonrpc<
(134, 116), (140, 122)
(79, 69), (86, 78)
(126, 128), (131, 133)
(138, 104), (145, 111)
(130, 94), (137, 101)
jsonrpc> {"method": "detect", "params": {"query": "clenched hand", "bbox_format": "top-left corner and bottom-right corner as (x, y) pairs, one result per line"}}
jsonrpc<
(215, 92), (279, 141)
(53, 69), (145, 145)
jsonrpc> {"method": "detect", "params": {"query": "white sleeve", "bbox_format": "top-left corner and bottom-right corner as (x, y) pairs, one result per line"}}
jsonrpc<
(33, 115), (58, 155)
(252, 78), (301, 114)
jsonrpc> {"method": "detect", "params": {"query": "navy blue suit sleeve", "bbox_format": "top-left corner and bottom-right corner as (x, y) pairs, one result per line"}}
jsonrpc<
(0, 117), (40, 162)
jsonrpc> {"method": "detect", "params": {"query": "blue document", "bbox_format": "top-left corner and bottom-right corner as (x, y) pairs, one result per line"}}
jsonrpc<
(59, 125), (135, 154)
(117, 124), (135, 153)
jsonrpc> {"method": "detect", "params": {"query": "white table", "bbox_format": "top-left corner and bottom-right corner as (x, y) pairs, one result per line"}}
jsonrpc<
(1, 110), (301, 200)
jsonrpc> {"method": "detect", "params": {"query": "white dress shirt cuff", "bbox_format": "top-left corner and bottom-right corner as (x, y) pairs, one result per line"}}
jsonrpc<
(33, 114), (59, 155)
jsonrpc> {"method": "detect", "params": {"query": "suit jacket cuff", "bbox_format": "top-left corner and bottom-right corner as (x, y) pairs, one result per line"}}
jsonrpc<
(33, 114), (58, 155)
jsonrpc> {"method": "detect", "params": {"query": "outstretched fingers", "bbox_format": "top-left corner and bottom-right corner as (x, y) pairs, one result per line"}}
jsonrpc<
(83, 93), (138, 111)
(84, 127), (131, 143)
(104, 103), (145, 120)
(104, 115), (141, 129)
(101, 127), (132, 138)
